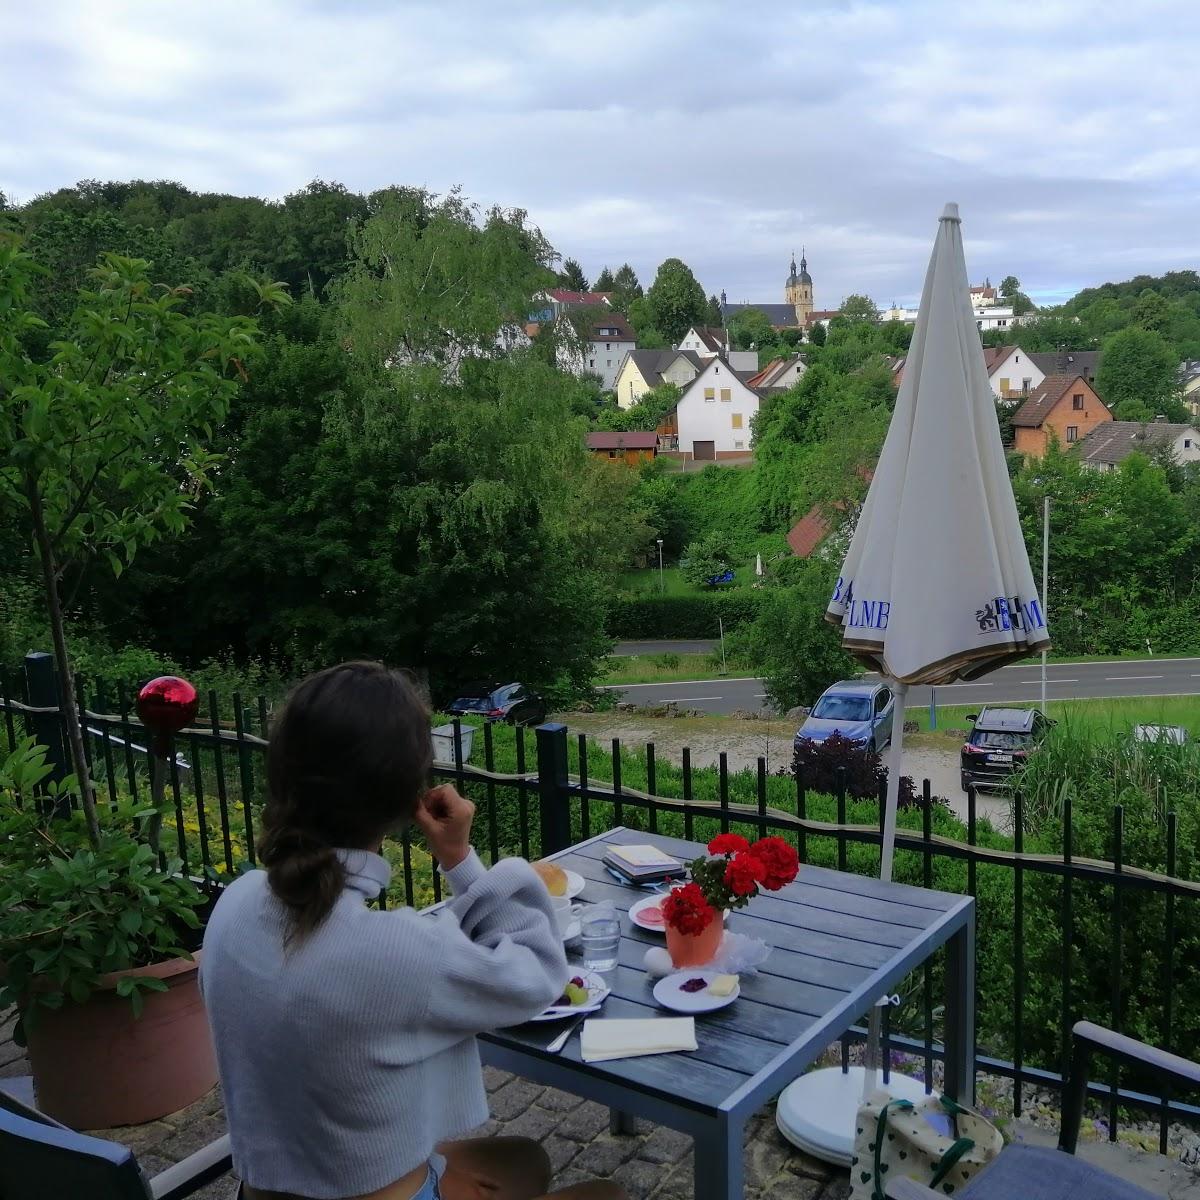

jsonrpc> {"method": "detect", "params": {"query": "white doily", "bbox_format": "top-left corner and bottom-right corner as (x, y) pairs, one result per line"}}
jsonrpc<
(642, 930), (771, 979)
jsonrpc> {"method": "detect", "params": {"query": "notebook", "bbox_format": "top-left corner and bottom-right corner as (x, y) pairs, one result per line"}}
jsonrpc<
(602, 843), (685, 883)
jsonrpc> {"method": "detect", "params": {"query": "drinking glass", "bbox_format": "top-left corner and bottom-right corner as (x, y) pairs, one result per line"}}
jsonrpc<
(580, 900), (620, 972)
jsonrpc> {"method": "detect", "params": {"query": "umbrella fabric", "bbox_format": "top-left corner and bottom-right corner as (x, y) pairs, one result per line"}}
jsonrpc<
(824, 203), (1049, 685)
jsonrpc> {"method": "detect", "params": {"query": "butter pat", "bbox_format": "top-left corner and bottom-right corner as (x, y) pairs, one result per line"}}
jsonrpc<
(707, 974), (738, 997)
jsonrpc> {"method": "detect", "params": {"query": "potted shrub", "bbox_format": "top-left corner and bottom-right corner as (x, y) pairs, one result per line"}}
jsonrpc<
(0, 739), (216, 1129)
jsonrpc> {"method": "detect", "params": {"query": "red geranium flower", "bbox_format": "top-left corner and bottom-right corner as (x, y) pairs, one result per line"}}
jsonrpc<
(724, 850), (767, 896)
(708, 832), (750, 856)
(750, 836), (800, 891)
(662, 881), (717, 934)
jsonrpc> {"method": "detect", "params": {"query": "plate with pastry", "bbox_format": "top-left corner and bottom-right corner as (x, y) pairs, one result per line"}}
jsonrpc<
(653, 970), (740, 1014)
(530, 969), (611, 1021)
(533, 860), (587, 901)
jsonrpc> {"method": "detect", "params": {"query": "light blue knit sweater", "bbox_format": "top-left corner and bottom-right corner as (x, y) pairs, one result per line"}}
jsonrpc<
(200, 848), (565, 1198)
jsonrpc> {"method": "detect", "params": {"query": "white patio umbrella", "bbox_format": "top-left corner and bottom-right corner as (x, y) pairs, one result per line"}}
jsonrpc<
(776, 203), (1050, 1163)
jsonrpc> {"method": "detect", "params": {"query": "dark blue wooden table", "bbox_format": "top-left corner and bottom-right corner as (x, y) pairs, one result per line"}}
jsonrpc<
(478, 827), (976, 1200)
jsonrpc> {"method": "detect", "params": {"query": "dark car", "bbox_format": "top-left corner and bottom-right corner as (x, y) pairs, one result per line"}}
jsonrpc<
(445, 682), (547, 726)
(960, 706), (1053, 792)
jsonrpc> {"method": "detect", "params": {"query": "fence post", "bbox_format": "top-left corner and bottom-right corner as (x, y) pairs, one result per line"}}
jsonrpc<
(24, 651), (71, 809)
(536, 722), (572, 856)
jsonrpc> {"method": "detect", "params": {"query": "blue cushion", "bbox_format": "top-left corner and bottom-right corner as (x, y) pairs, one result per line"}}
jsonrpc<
(960, 1144), (1157, 1200)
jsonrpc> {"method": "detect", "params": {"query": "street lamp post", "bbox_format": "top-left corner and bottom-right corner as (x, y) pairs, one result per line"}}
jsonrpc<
(1041, 495), (1050, 712)
(657, 539), (664, 594)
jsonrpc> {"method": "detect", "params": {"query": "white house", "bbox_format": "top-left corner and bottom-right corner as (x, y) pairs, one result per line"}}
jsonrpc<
(676, 326), (759, 372)
(747, 355), (806, 391)
(559, 311), (637, 390)
(1075, 421), (1200, 472)
(880, 300), (1025, 333)
(1180, 360), (1200, 417)
(674, 357), (761, 460)
(983, 345), (1044, 401)
(613, 348), (705, 408)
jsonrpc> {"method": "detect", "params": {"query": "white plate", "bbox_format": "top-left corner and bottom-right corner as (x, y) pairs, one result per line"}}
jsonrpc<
(629, 894), (668, 933)
(560, 919), (581, 942)
(531, 969), (610, 1022)
(653, 970), (740, 1014)
(564, 870), (586, 899)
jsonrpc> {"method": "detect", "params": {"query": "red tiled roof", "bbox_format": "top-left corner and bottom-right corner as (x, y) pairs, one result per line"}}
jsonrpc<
(787, 506), (834, 557)
(982, 345), (1017, 373)
(746, 358), (785, 388)
(1012, 374), (1085, 428)
(586, 312), (636, 341)
(586, 431), (659, 450)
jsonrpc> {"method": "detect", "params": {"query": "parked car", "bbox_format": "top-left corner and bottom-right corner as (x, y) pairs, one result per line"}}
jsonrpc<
(444, 682), (547, 726)
(960, 706), (1054, 792)
(794, 680), (895, 752)
(1132, 724), (1189, 745)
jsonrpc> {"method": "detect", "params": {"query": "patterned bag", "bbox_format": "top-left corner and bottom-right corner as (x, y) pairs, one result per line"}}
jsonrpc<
(849, 1091), (1003, 1200)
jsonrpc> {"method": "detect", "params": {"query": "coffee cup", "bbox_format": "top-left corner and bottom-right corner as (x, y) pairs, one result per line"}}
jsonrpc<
(550, 894), (580, 936)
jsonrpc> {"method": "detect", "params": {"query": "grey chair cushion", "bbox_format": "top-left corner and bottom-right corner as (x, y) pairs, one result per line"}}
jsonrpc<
(960, 1144), (1157, 1200)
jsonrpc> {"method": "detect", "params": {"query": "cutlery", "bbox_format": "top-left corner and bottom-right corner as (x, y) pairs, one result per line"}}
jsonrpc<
(546, 1014), (588, 1053)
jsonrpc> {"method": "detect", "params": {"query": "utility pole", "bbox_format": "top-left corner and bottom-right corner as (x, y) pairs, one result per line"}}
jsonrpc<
(657, 539), (664, 594)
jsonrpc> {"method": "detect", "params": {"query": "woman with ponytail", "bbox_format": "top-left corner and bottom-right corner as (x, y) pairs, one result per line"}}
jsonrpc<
(201, 662), (625, 1200)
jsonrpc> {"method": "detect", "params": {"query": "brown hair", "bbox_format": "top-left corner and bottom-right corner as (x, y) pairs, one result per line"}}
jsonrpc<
(259, 662), (431, 938)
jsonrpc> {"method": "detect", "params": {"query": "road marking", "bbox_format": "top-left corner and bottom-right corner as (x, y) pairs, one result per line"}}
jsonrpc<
(664, 696), (722, 702)
(1105, 675), (1162, 681)
(1021, 678), (1078, 684)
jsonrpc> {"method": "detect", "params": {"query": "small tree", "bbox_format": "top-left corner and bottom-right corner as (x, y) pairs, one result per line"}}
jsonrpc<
(680, 531), (735, 588)
(558, 257), (589, 292)
(594, 266), (616, 292)
(1096, 326), (1184, 421)
(839, 294), (880, 324)
(0, 239), (275, 847)
(807, 322), (827, 347)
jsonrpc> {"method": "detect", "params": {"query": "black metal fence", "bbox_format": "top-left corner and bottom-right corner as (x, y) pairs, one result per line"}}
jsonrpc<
(2, 654), (1198, 1151)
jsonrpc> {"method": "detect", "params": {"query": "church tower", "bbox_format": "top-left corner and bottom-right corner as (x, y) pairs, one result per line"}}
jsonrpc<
(784, 248), (813, 326)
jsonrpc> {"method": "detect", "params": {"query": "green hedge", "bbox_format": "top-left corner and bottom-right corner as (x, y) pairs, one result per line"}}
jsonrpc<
(607, 590), (764, 639)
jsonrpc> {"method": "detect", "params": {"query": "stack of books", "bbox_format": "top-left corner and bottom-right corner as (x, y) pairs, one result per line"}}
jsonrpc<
(602, 843), (685, 885)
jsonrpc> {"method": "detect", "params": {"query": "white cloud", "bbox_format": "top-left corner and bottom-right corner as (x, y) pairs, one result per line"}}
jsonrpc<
(2, 0), (1198, 307)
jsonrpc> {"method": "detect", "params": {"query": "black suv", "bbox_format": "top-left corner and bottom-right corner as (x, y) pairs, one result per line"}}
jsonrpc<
(960, 706), (1053, 792)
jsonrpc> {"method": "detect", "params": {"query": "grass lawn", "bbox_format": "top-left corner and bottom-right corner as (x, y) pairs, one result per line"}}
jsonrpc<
(620, 560), (764, 597)
(600, 652), (748, 685)
(912, 695), (1200, 738)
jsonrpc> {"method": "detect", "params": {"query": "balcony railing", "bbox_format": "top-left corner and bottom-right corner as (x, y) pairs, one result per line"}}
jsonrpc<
(3, 663), (1198, 1152)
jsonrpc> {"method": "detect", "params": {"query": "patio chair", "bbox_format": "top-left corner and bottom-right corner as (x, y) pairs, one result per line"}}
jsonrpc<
(0, 1082), (232, 1200)
(886, 1020), (1200, 1199)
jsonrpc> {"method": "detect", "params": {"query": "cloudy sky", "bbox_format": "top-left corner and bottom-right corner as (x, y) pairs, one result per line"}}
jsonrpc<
(4, 1), (1198, 307)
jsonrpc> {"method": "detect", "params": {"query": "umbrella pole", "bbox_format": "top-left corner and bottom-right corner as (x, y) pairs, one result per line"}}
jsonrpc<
(863, 681), (908, 1098)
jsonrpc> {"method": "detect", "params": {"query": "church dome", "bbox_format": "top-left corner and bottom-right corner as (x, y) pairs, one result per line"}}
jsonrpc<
(796, 250), (811, 286)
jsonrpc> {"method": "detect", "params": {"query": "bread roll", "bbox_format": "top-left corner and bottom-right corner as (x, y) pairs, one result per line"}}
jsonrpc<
(533, 860), (568, 897)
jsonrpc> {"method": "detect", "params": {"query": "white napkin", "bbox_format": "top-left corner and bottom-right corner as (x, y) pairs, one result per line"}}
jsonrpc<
(580, 1017), (697, 1062)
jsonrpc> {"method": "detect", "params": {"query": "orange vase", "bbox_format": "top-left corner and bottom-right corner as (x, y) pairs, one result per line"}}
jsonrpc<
(665, 915), (724, 968)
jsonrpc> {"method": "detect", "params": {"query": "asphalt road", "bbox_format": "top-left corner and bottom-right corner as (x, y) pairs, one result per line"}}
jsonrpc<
(605, 657), (1200, 716)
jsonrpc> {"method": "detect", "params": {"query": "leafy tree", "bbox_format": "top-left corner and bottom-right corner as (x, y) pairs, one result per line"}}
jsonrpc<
(1095, 326), (1184, 420)
(1131, 288), (1171, 335)
(558, 257), (588, 292)
(839, 294), (880, 324)
(727, 307), (775, 351)
(594, 266), (616, 292)
(0, 240), (269, 845)
(742, 558), (857, 709)
(680, 531), (735, 588)
(999, 275), (1021, 300)
(626, 295), (669, 348)
(595, 383), (680, 433)
(209, 192), (644, 702)
(807, 322), (827, 347)
(706, 293), (723, 326)
(643, 258), (708, 344)
(632, 468), (689, 557)
(612, 263), (642, 309)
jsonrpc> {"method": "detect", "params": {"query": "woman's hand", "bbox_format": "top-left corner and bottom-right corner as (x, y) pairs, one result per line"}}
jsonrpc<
(414, 785), (475, 871)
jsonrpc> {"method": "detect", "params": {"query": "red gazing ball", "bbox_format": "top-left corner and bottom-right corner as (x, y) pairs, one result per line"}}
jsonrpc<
(136, 677), (200, 739)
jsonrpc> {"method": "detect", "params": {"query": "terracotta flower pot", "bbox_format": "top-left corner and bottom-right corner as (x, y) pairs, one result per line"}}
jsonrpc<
(666, 916), (724, 968)
(25, 951), (216, 1129)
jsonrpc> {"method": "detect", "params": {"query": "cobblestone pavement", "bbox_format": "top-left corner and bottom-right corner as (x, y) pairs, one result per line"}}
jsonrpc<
(77, 1067), (846, 1199)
